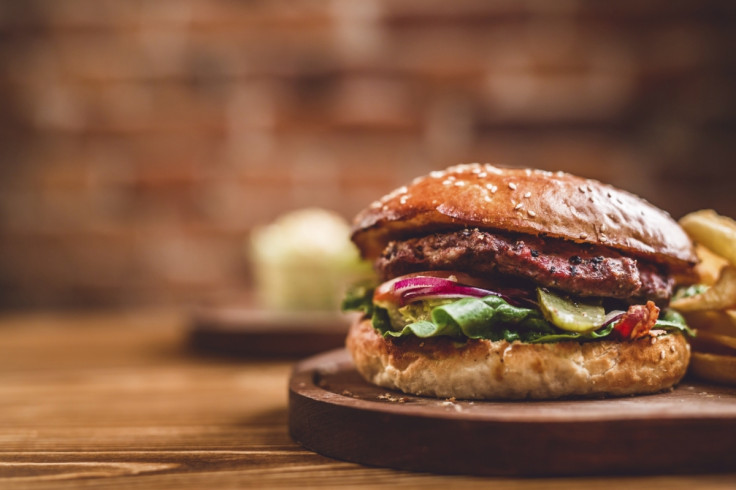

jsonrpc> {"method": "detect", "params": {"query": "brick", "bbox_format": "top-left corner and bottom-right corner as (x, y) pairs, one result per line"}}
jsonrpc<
(1, 0), (735, 309)
(328, 76), (417, 129)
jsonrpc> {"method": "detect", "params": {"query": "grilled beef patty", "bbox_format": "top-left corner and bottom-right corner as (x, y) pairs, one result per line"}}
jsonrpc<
(376, 229), (674, 304)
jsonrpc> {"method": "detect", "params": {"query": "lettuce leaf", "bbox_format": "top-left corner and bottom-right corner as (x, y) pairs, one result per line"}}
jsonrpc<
(654, 308), (696, 337)
(672, 283), (709, 301)
(341, 280), (375, 316)
(378, 296), (613, 344)
(342, 282), (694, 343)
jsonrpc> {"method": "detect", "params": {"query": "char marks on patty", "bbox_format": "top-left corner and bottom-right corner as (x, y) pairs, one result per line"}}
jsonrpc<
(376, 229), (674, 304)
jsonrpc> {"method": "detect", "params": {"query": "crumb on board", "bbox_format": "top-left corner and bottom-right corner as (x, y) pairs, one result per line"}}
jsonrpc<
(441, 397), (463, 412)
(377, 392), (408, 403)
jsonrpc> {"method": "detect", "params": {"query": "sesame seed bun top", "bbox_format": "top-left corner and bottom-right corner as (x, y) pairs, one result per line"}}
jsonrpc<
(351, 163), (697, 269)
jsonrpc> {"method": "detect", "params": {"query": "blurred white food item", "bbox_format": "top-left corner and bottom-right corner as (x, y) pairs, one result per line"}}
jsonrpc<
(250, 208), (371, 311)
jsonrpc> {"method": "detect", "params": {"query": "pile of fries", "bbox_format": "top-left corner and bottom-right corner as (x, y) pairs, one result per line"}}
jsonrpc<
(672, 210), (736, 385)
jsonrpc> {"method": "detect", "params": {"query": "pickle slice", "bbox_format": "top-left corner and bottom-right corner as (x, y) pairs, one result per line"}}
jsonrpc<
(537, 288), (606, 333)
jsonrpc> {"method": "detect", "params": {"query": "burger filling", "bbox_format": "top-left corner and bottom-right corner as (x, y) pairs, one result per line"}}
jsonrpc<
(377, 229), (674, 305)
(343, 229), (694, 344)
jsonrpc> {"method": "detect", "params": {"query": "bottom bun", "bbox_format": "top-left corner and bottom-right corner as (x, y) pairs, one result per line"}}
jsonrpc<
(346, 318), (690, 400)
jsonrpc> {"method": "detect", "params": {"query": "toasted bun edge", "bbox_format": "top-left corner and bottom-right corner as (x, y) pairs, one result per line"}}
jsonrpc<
(346, 317), (691, 400)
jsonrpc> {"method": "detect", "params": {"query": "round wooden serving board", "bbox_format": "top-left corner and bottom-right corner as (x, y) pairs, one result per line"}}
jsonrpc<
(289, 349), (736, 477)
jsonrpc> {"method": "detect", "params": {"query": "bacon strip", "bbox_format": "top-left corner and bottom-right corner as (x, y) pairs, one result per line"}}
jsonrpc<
(613, 301), (660, 340)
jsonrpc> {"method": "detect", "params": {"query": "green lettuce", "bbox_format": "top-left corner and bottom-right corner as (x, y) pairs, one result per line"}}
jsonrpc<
(341, 280), (375, 316)
(672, 284), (709, 302)
(342, 283), (694, 344)
(377, 295), (616, 343)
(654, 308), (696, 337)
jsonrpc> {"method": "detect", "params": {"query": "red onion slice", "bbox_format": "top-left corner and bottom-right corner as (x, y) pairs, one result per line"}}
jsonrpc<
(601, 310), (626, 328)
(375, 273), (535, 307)
(402, 283), (502, 303)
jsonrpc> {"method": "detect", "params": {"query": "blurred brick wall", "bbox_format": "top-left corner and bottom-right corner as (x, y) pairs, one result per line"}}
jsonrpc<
(0, 1), (734, 309)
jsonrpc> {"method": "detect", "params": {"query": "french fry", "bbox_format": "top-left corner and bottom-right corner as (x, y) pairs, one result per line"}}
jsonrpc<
(689, 352), (736, 386)
(694, 244), (728, 286)
(693, 331), (736, 350)
(686, 310), (736, 360)
(671, 266), (736, 312)
(679, 209), (736, 266)
(678, 209), (736, 385)
(690, 337), (736, 359)
(683, 310), (736, 337)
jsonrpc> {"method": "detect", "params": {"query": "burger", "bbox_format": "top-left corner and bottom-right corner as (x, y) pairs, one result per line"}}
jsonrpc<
(342, 163), (697, 399)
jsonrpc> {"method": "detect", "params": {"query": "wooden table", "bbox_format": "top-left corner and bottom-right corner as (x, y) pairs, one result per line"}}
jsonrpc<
(1, 311), (735, 489)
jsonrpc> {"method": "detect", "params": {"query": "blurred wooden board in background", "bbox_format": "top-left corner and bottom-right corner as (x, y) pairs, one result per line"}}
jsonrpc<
(189, 305), (354, 357)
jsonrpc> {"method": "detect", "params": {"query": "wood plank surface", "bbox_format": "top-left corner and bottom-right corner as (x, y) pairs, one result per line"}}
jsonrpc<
(1, 311), (736, 489)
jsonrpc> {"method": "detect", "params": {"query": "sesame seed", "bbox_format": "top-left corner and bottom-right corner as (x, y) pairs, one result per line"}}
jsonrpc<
(600, 234), (608, 242)
(508, 182), (517, 190)
(430, 171), (444, 179)
(579, 233), (588, 239)
(454, 181), (466, 187)
(578, 185), (586, 193)
(442, 180), (453, 186)
(528, 210), (536, 217)
(600, 224), (607, 232)
(514, 203), (523, 210)
(524, 192), (531, 198)
(484, 195), (492, 203)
